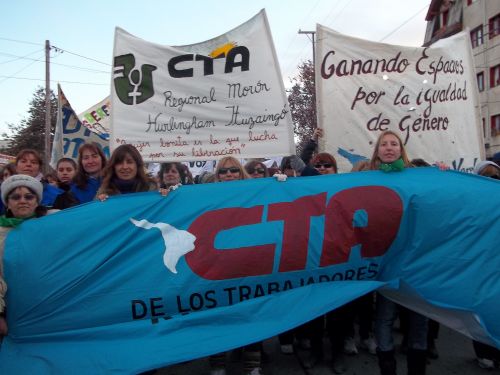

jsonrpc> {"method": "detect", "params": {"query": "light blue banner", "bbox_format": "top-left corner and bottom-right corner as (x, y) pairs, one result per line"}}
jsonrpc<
(0, 168), (498, 374)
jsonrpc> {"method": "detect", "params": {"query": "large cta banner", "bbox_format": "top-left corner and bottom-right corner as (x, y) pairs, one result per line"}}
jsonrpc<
(316, 26), (484, 172)
(111, 10), (295, 162)
(0, 169), (499, 373)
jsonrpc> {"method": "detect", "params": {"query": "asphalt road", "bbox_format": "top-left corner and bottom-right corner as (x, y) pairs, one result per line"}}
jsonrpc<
(157, 324), (497, 374)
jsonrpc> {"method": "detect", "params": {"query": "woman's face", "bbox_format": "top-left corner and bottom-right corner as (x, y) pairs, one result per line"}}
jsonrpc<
(314, 160), (336, 175)
(2, 168), (13, 180)
(248, 164), (266, 179)
(57, 161), (76, 183)
(114, 153), (138, 181)
(16, 153), (40, 177)
(81, 149), (103, 176)
(163, 165), (181, 186)
(217, 160), (241, 182)
(377, 134), (402, 163)
(7, 187), (38, 218)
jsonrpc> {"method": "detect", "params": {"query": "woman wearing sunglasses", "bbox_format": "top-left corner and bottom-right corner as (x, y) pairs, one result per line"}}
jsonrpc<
(214, 157), (249, 182)
(0, 175), (51, 339)
(312, 153), (338, 175)
(244, 160), (269, 179)
(212, 157), (263, 375)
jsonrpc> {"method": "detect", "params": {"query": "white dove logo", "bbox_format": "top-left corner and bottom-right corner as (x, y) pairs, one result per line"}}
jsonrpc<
(130, 218), (196, 274)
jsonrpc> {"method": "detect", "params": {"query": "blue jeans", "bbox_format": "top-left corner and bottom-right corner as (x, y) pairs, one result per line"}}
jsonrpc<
(375, 294), (428, 352)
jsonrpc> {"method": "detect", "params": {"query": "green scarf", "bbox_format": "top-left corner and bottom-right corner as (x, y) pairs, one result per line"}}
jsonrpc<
(0, 214), (34, 228)
(379, 158), (405, 173)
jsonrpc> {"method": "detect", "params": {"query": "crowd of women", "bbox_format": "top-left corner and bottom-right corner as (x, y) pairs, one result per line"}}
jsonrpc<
(0, 130), (498, 375)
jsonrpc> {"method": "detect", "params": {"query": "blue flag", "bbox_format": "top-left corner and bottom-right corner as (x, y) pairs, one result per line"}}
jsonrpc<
(0, 168), (498, 374)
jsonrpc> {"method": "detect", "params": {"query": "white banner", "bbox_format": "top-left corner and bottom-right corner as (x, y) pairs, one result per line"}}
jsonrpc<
(316, 26), (484, 173)
(111, 10), (295, 162)
(78, 97), (111, 140)
(50, 86), (110, 168)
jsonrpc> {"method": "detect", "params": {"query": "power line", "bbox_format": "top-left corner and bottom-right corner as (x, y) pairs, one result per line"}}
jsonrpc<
(0, 53), (44, 85)
(51, 45), (111, 66)
(0, 49), (44, 65)
(0, 51), (109, 73)
(284, 0), (355, 79)
(379, 3), (430, 42)
(322, 0), (354, 27)
(0, 36), (43, 47)
(281, 0), (322, 74)
(0, 75), (108, 86)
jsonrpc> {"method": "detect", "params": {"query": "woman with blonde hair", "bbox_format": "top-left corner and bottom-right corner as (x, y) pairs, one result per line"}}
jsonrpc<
(369, 130), (411, 172)
(369, 130), (428, 375)
(214, 156), (250, 182)
(210, 156), (261, 375)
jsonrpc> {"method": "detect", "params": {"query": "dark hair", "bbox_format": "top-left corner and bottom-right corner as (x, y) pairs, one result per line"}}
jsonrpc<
(411, 158), (430, 167)
(57, 157), (77, 170)
(42, 172), (58, 184)
(312, 152), (338, 173)
(1, 163), (16, 179)
(100, 144), (153, 195)
(15, 149), (43, 167)
(158, 162), (192, 187)
(74, 143), (107, 189)
(244, 160), (270, 177)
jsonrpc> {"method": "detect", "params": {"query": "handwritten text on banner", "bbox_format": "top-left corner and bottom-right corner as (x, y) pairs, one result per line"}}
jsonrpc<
(111, 10), (295, 162)
(316, 26), (484, 172)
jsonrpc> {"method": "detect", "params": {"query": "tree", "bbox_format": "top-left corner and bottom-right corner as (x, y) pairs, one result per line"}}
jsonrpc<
(2, 86), (57, 160)
(287, 60), (316, 154)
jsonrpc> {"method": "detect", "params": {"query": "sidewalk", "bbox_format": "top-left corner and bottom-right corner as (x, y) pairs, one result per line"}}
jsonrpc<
(157, 325), (496, 374)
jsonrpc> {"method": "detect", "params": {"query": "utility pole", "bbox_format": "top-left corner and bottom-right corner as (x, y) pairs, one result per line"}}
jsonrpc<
(44, 40), (51, 172)
(298, 30), (316, 69)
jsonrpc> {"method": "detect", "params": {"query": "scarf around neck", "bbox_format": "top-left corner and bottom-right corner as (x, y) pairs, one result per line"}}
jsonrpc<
(112, 177), (137, 194)
(379, 158), (405, 173)
(0, 214), (35, 228)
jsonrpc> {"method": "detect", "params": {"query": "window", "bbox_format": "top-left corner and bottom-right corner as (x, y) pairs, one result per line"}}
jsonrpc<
(490, 65), (500, 88)
(489, 14), (500, 39)
(471, 26), (484, 48)
(482, 118), (486, 138)
(477, 72), (485, 92)
(491, 115), (500, 136)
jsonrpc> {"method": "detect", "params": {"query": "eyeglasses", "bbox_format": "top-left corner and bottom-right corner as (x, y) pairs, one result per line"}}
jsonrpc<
(314, 163), (333, 169)
(218, 167), (240, 175)
(250, 168), (266, 174)
(8, 193), (36, 201)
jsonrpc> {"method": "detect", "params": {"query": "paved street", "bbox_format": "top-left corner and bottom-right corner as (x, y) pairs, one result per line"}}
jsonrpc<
(157, 324), (497, 375)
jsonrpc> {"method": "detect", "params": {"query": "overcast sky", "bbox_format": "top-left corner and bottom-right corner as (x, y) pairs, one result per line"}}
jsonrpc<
(0, 0), (430, 136)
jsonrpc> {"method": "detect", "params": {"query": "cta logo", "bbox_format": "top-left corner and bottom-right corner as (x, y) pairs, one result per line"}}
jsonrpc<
(114, 54), (157, 105)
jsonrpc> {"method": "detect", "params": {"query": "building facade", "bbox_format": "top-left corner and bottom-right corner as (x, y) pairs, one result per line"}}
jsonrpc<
(424, 0), (500, 160)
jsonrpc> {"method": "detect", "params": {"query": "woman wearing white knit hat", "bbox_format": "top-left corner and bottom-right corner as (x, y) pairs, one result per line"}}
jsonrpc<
(0, 174), (51, 339)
